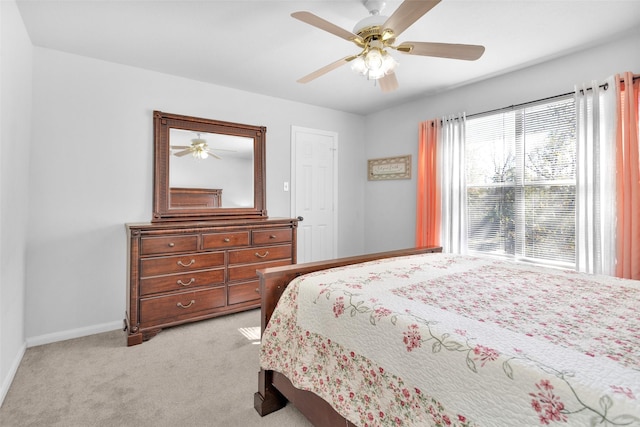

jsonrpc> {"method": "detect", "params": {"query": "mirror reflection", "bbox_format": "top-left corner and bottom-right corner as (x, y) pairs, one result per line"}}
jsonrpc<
(169, 128), (254, 209)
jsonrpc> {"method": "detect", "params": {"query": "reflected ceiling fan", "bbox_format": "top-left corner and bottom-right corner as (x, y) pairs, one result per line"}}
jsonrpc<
(292, 0), (485, 92)
(171, 134), (225, 160)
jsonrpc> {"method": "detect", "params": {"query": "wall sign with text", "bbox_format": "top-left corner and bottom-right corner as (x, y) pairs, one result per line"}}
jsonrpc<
(368, 155), (411, 180)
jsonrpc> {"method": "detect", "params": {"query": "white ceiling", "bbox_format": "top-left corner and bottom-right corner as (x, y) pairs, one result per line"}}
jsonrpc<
(16, 0), (640, 115)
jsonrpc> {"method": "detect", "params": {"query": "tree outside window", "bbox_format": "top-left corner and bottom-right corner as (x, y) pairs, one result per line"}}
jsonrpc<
(466, 97), (576, 266)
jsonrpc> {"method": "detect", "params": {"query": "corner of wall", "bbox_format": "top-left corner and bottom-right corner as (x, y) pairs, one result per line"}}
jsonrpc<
(0, 343), (25, 407)
(0, 0), (33, 406)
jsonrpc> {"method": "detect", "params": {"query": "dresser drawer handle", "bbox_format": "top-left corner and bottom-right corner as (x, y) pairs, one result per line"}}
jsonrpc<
(255, 251), (270, 258)
(177, 278), (195, 287)
(168, 242), (175, 247)
(223, 238), (231, 243)
(177, 259), (195, 267)
(269, 235), (277, 239)
(177, 300), (195, 309)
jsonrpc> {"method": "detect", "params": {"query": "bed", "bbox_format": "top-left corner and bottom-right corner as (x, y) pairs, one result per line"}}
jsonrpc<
(253, 248), (640, 426)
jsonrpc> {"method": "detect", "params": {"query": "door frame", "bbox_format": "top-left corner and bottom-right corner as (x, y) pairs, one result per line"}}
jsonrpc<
(290, 125), (339, 262)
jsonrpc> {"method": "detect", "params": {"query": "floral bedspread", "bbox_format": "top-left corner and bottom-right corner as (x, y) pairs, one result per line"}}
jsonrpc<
(259, 253), (640, 426)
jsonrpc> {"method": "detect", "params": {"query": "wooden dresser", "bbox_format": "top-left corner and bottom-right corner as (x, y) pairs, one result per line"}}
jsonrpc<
(125, 218), (297, 346)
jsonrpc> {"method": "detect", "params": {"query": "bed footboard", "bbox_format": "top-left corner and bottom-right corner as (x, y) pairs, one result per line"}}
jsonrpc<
(253, 246), (442, 422)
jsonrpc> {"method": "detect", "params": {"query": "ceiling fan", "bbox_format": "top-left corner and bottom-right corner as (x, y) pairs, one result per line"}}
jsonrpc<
(171, 134), (223, 160)
(292, 0), (485, 92)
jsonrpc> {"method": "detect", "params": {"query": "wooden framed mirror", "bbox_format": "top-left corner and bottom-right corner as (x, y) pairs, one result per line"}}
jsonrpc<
(152, 111), (266, 221)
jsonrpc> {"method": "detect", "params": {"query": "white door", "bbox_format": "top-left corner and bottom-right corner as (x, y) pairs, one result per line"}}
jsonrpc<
(291, 126), (338, 264)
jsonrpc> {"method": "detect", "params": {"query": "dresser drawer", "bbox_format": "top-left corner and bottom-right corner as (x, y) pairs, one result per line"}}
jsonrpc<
(228, 244), (292, 265)
(252, 228), (292, 245)
(228, 280), (260, 305)
(139, 287), (225, 324)
(140, 268), (225, 296)
(140, 235), (198, 255)
(202, 231), (249, 250)
(228, 259), (292, 282)
(140, 251), (224, 277)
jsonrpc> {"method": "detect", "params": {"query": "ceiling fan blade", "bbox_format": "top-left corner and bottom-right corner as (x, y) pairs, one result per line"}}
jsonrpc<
(383, 0), (441, 38)
(292, 11), (364, 46)
(170, 145), (191, 149)
(379, 72), (399, 93)
(206, 150), (222, 160)
(297, 55), (355, 84)
(174, 148), (193, 157)
(397, 41), (485, 60)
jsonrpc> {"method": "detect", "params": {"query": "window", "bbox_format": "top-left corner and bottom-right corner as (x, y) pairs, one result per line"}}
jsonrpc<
(465, 97), (576, 267)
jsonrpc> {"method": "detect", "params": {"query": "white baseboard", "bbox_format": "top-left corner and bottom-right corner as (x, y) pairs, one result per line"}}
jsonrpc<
(25, 320), (123, 348)
(0, 343), (26, 407)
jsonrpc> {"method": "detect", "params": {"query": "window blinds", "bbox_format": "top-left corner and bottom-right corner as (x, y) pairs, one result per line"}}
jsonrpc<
(466, 96), (576, 266)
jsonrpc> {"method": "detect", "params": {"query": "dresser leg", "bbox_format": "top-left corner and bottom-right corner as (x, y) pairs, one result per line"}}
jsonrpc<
(127, 332), (143, 346)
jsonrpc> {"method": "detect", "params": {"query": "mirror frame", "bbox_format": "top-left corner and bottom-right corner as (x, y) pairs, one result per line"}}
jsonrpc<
(152, 111), (267, 222)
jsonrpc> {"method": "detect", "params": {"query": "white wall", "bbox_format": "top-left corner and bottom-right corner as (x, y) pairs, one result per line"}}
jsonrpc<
(0, 0), (32, 404)
(363, 27), (640, 253)
(25, 48), (366, 344)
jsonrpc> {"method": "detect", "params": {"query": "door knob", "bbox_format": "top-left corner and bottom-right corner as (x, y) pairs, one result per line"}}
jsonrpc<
(297, 216), (304, 221)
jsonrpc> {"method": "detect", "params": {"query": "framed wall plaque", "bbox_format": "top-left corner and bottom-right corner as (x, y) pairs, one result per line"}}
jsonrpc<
(368, 155), (411, 181)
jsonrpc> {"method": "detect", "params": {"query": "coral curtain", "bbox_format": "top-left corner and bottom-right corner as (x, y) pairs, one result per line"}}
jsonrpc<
(416, 115), (468, 253)
(575, 77), (617, 275)
(615, 72), (640, 280)
(415, 120), (440, 247)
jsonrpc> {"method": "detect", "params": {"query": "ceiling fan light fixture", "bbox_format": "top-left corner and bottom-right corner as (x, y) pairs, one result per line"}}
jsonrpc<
(194, 150), (209, 160)
(350, 56), (367, 75)
(365, 47), (384, 70)
(352, 47), (397, 80)
(190, 137), (210, 160)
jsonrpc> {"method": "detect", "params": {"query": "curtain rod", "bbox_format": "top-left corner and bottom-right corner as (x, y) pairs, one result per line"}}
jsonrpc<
(430, 75), (639, 126)
(466, 91), (573, 119)
(463, 74), (639, 120)
(431, 90), (574, 126)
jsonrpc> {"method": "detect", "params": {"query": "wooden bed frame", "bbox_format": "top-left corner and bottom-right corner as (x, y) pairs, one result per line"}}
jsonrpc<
(253, 246), (442, 426)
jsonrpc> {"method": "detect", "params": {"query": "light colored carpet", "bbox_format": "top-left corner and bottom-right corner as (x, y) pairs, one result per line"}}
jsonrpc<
(0, 309), (312, 427)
